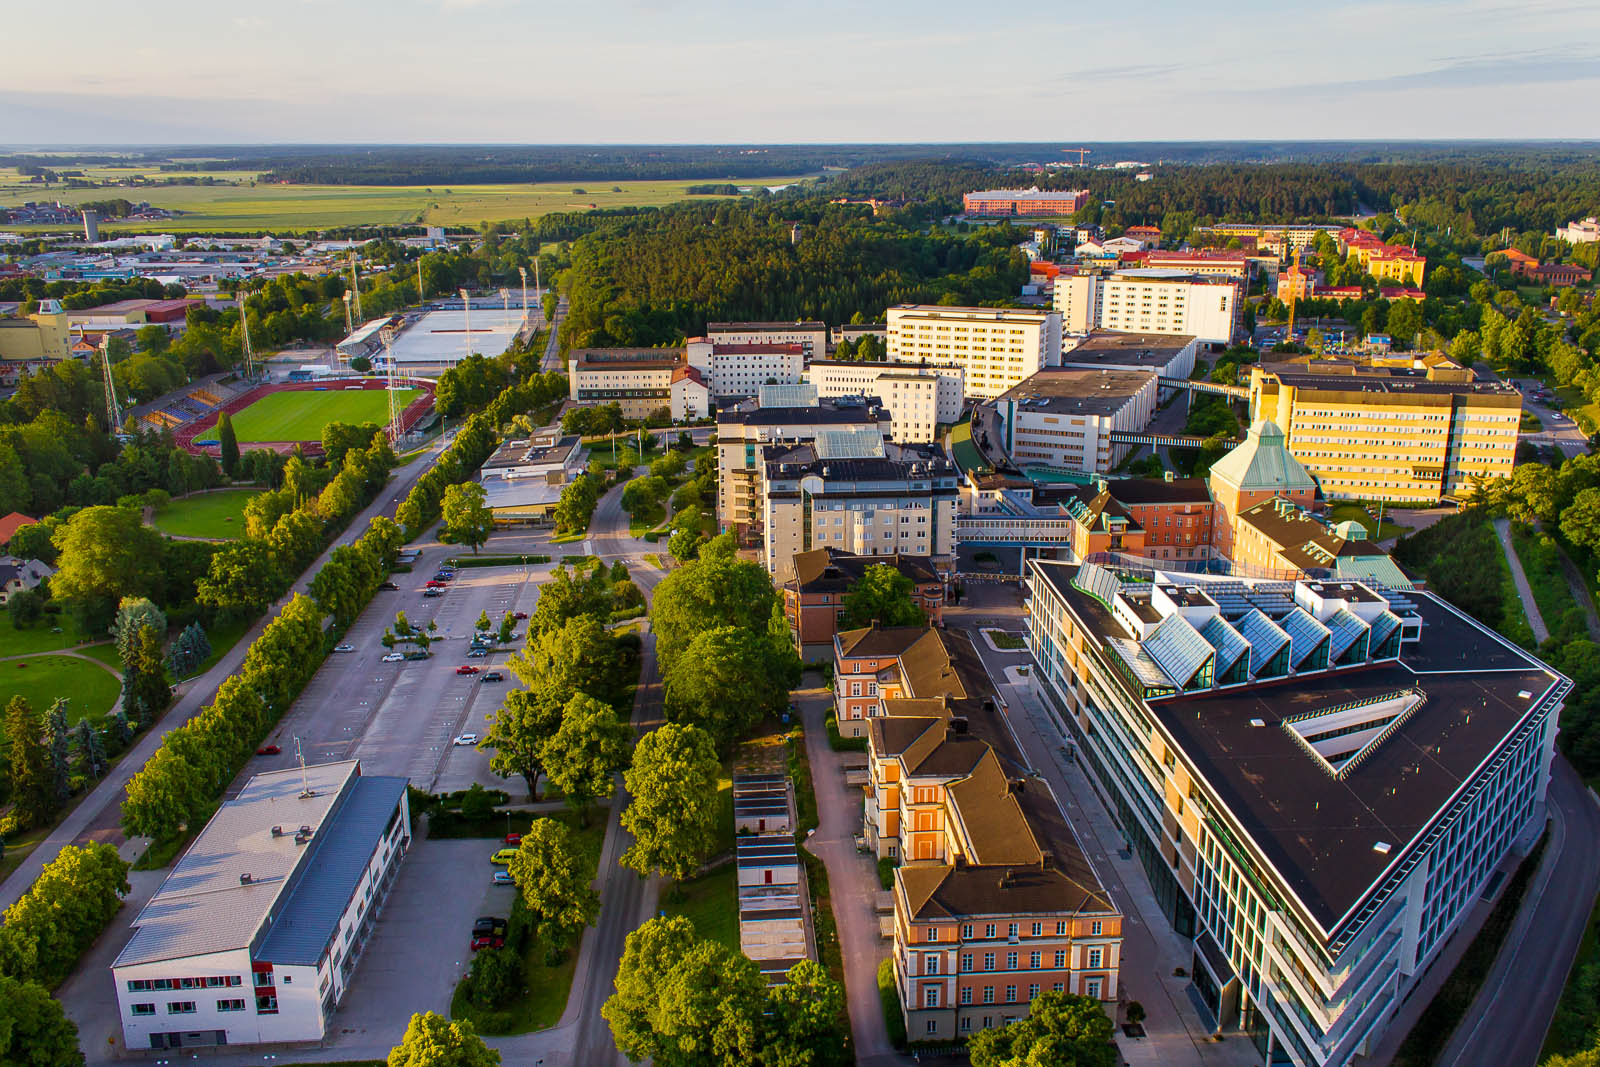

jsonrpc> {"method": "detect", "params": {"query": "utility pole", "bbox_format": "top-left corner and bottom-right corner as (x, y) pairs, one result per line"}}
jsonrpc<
(459, 288), (471, 366)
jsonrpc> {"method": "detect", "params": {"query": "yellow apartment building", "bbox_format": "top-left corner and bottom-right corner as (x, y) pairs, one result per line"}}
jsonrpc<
(1249, 357), (1520, 503)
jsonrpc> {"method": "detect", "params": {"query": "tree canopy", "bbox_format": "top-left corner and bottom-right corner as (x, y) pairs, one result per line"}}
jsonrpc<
(386, 1011), (500, 1067)
(621, 724), (721, 881)
(841, 564), (927, 629)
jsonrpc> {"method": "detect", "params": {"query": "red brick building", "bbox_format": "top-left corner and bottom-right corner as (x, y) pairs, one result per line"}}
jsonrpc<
(783, 549), (946, 653)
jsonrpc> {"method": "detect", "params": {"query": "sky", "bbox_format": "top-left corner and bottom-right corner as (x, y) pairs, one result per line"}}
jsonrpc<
(4, 0), (1600, 144)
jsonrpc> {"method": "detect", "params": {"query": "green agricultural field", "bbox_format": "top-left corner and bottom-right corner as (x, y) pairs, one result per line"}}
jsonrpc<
(0, 169), (813, 234)
(225, 387), (420, 444)
(0, 655), (121, 733)
(151, 488), (258, 540)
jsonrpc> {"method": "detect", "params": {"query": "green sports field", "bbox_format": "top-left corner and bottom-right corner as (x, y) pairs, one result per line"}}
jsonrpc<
(151, 488), (258, 540)
(227, 388), (422, 444)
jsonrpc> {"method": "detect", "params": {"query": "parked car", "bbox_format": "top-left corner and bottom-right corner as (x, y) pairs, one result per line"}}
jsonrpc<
(467, 648), (488, 658)
(503, 832), (521, 846)
(405, 650), (430, 661)
(482, 671), (504, 682)
(382, 652), (404, 663)
(474, 916), (507, 935)
(491, 871), (513, 886)
(256, 744), (281, 756)
(333, 644), (355, 653)
(423, 588), (444, 598)
(452, 733), (479, 746)
(490, 848), (517, 865)
(512, 611), (529, 620)
(470, 934), (505, 951)
(434, 571), (454, 581)
(380, 581), (399, 591)
(425, 580), (447, 588)
(455, 665), (481, 675)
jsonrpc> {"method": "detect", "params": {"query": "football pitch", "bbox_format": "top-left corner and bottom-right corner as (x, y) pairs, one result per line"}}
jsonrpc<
(227, 387), (423, 443)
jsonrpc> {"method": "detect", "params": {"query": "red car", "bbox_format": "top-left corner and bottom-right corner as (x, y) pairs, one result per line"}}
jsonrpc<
(470, 934), (505, 952)
(425, 580), (447, 588)
(455, 665), (481, 675)
(256, 744), (281, 756)
(504, 832), (522, 846)
(512, 611), (528, 620)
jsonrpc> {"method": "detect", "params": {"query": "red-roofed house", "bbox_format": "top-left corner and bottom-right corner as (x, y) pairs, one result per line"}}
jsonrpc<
(1493, 248), (1540, 278)
(0, 512), (37, 546)
(1124, 225), (1162, 247)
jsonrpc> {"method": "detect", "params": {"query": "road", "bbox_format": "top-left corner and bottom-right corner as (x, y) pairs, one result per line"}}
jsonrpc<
(1440, 760), (1600, 1067)
(0, 430), (460, 915)
(541, 296), (568, 374)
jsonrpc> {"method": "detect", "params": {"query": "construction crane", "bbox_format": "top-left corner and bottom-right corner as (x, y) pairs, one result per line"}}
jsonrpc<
(1286, 247), (1303, 343)
(1063, 147), (1091, 166)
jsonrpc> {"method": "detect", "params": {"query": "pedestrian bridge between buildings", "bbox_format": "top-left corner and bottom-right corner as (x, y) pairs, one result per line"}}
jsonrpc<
(1158, 377), (1249, 400)
(1109, 431), (1242, 450)
(955, 517), (1073, 546)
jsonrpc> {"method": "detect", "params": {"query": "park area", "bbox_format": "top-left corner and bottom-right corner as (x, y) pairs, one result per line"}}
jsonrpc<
(0, 655), (121, 735)
(228, 387), (420, 444)
(0, 168), (812, 233)
(150, 488), (257, 539)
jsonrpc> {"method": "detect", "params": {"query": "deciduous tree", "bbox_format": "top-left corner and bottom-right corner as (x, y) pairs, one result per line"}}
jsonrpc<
(386, 1011), (500, 1067)
(49, 507), (164, 624)
(0, 975), (84, 1067)
(542, 693), (630, 817)
(441, 482), (494, 555)
(621, 723), (720, 881)
(663, 626), (786, 749)
(506, 817), (599, 947)
(967, 992), (1116, 1067)
(842, 563), (927, 629)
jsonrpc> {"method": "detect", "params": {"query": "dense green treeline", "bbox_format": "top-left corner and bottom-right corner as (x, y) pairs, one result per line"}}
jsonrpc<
(557, 200), (1029, 350)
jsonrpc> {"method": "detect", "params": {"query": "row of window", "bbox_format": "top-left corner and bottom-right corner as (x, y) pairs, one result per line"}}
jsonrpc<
(129, 999), (249, 1016)
(943, 947), (1103, 971)
(126, 975), (243, 992)
(927, 919), (1105, 941)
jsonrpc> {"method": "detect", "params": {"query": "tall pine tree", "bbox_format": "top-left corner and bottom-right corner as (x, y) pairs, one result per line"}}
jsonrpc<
(4, 696), (55, 827)
(217, 410), (240, 477)
(43, 699), (71, 802)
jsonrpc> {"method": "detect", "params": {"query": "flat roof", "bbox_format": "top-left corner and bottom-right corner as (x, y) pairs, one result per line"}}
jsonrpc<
(706, 321), (825, 331)
(1259, 362), (1521, 400)
(114, 761), (405, 969)
(571, 347), (683, 370)
(1063, 332), (1195, 368)
(1032, 561), (1566, 934)
(997, 367), (1155, 415)
(482, 434), (580, 471)
(387, 308), (525, 364)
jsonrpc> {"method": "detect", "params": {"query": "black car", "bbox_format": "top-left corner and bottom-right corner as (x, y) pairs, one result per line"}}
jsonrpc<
(380, 581), (399, 591)
(473, 916), (507, 937)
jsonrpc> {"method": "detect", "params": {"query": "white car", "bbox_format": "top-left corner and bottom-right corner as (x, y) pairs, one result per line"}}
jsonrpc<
(382, 652), (404, 663)
(333, 644), (355, 653)
(453, 734), (479, 746)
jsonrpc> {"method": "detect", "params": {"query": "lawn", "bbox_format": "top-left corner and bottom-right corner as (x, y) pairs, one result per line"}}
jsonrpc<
(1510, 525), (1593, 643)
(662, 863), (739, 951)
(0, 614), (87, 657)
(227, 387), (420, 444)
(0, 654), (120, 730)
(948, 418), (985, 475)
(1326, 501), (1409, 542)
(151, 488), (258, 540)
(0, 169), (814, 234)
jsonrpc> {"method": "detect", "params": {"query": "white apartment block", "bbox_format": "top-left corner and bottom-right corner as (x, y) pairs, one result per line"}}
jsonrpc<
(885, 305), (1063, 401)
(706, 321), (829, 360)
(1026, 562), (1567, 1067)
(112, 762), (409, 1052)
(806, 360), (964, 442)
(993, 368), (1158, 474)
(685, 339), (805, 400)
(1557, 217), (1600, 244)
(760, 436), (960, 578)
(1055, 271), (1239, 346)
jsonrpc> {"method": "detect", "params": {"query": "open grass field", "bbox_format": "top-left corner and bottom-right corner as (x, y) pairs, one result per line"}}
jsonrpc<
(0, 654), (120, 732)
(152, 488), (258, 540)
(0, 614), (89, 657)
(228, 387), (420, 443)
(1, 168), (813, 234)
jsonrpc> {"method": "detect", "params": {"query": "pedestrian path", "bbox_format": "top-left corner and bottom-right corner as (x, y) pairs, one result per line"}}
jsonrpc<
(1493, 517), (1549, 642)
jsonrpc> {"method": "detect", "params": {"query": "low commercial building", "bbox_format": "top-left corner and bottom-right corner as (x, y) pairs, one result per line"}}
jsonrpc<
(685, 338), (806, 400)
(806, 360), (964, 442)
(760, 436), (959, 577)
(1248, 357), (1521, 502)
(838, 626), (1123, 1040)
(1531, 263), (1592, 288)
(1143, 251), (1251, 281)
(963, 188), (1090, 217)
(568, 347), (695, 420)
(1192, 224), (1340, 257)
(1025, 560), (1566, 1066)
(1059, 331), (1198, 382)
(782, 547), (947, 653)
(715, 386), (888, 541)
(886, 305), (1063, 400)
(1557, 216), (1600, 244)
(705, 321), (828, 360)
(1055, 271), (1239, 347)
(477, 430), (585, 525)
(112, 761), (410, 1052)
(991, 368), (1158, 475)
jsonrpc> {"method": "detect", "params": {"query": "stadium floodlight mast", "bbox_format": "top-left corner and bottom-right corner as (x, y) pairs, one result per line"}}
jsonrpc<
(460, 288), (472, 366)
(417, 257), (426, 305)
(348, 254), (363, 321)
(518, 267), (528, 322)
(239, 297), (257, 382)
(500, 288), (510, 317)
(380, 325), (402, 442)
(96, 331), (123, 432)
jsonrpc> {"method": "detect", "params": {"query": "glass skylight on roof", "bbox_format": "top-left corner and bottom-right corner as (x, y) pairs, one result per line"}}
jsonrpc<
(1200, 615), (1250, 677)
(1280, 608), (1332, 670)
(1234, 609), (1290, 675)
(1073, 563), (1122, 608)
(1368, 610), (1403, 657)
(1325, 608), (1371, 663)
(1108, 637), (1175, 694)
(1143, 614), (1215, 691)
(1283, 689), (1427, 778)
(757, 383), (818, 408)
(813, 428), (887, 460)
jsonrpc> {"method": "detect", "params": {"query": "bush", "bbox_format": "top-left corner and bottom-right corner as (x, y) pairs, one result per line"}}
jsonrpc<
(877, 856), (899, 890)
(878, 958), (907, 1050)
(459, 783), (496, 822)
(826, 711), (868, 752)
(466, 947), (525, 1010)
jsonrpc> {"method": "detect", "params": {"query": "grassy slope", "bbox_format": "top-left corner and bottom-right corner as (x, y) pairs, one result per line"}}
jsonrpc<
(151, 488), (258, 540)
(228, 388), (419, 443)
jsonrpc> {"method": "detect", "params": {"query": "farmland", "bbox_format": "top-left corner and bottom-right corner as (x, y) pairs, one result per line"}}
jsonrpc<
(0, 167), (813, 234)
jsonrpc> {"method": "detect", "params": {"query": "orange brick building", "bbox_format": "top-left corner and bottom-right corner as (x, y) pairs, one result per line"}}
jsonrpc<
(783, 549), (946, 654)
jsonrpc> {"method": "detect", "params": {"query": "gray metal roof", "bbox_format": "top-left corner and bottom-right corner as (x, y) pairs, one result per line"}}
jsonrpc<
(114, 761), (361, 970)
(256, 775), (407, 966)
(1072, 562), (1122, 609)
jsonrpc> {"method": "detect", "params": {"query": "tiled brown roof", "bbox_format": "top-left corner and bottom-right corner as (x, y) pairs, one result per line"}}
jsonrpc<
(947, 751), (1041, 866)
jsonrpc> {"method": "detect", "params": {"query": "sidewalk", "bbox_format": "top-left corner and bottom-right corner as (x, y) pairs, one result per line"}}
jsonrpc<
(796, 684), (906, 1067)
(1493, 517), (1548, 642)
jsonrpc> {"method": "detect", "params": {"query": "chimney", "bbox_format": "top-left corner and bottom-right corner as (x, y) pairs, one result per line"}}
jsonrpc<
(239, 873), (252, 885)
(950, 716), (970, 735)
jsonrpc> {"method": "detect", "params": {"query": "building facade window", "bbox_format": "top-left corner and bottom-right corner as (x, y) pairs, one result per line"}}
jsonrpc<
(130, 1004), (155, 1016)
(166, 1002), (195, 1015)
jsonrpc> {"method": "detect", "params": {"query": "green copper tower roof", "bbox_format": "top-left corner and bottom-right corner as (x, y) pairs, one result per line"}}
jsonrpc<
(1208, 418), (1316, 494)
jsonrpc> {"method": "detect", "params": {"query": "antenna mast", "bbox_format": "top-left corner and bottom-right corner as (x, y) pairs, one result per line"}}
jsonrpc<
(294, 736), (312, 797)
